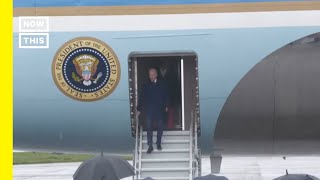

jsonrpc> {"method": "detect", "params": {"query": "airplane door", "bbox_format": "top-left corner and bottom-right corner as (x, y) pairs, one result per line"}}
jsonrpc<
(182, 56), (200, 133)
(128, 52), (200, 136)
(129, 57), (139, 137)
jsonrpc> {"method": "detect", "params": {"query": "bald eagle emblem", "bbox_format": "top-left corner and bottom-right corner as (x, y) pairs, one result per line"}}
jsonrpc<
(72, 54), (103, 86)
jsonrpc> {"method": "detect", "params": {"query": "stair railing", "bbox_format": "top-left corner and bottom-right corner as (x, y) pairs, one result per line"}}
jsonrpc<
(190, 111), (201, 179)
(194, 116), (201, 177)
(189, 121), (193, 180)
(133, 117), (138, 180)
(138, 124), (143, 179)
(133, 115), (142, 180)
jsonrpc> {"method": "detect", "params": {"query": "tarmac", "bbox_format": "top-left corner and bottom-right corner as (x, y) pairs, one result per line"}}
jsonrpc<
(14, 156), (320, 180)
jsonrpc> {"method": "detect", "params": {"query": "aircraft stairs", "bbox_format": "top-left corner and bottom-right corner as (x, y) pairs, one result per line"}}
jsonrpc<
(133, 122), (201, 180)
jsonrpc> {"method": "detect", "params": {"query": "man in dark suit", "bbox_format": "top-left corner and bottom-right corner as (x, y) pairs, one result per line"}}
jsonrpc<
(137, 68), (169, 153)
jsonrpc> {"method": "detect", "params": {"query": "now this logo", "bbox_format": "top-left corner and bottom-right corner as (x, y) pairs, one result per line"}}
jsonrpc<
(19, 17), (49, 48)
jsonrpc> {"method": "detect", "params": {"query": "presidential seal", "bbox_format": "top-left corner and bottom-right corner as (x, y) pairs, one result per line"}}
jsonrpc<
(52, 37), (121, 101)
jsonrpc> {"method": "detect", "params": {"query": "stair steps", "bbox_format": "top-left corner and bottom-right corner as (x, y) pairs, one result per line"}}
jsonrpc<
(135, 130), (192, 180)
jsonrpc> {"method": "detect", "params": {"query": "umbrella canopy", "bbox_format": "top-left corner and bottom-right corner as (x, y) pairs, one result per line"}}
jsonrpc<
(194, 174), (229, 180)
(273, 174), (320, 180)
(73, 155), (135, 180)
(142, 177), (155, 180)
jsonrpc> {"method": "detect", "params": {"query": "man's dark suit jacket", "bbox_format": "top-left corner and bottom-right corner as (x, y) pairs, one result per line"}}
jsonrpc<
(137, 79), (169, 115)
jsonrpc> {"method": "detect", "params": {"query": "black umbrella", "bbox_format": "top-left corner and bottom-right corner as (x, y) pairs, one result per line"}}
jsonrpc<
(142, 177), (155, 180)
(73, 154), (135, 180)
(273, 174), (320, 180)
(194, 174), (229, 180)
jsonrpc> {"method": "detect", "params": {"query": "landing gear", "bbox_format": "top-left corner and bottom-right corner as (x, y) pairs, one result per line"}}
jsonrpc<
(210, 153), (222, 174)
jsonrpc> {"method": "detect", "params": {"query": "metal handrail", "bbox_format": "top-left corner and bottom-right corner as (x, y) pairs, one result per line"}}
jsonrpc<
(133, 58), (139, 180)
(189, 121), (193, 180)
(194, 117), (200, 177)
(190, 111), (200, 179)
(134, 117), (139, 180)
(138, 125), (143, 179)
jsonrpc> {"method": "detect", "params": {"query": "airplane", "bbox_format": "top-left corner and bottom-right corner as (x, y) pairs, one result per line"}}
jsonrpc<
(13, 0), (320, 175)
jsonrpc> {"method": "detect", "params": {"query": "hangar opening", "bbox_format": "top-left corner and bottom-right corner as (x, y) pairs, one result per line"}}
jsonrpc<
(213, 32), (320, 161)
(128, 52), (200, 133)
